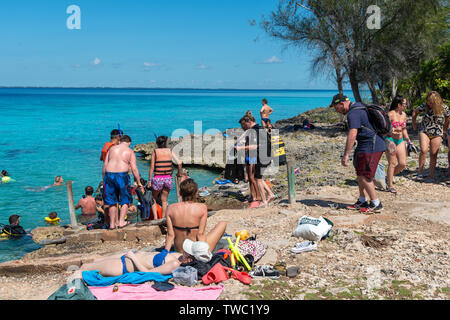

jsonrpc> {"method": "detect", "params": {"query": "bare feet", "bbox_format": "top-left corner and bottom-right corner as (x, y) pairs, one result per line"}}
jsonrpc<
(267, 194), (276, 203)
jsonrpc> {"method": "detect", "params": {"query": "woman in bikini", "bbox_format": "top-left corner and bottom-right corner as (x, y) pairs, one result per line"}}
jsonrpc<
(163, 178), (227, 255)
(385, 95), (411, 193)
(79, 249), (193, 277)
(147, 136), (182, 220)
(412, 91), (450, 181)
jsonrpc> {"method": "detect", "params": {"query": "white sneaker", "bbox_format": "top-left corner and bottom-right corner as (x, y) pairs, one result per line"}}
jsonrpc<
(290, 241), (318, 253)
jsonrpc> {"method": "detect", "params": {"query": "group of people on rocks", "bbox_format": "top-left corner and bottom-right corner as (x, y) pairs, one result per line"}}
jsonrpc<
(332, 90), (450, 214)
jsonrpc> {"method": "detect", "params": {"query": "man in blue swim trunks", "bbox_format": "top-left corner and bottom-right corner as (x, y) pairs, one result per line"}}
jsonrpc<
(103, 135), (144, 229)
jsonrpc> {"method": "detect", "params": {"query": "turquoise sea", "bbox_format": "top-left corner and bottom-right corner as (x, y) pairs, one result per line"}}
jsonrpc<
(0, 88), (359, 262)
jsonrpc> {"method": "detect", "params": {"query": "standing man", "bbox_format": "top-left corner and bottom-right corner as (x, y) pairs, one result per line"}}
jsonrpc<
(100, 129), (122, 162)
(331, 94), (386, 213)
(260, 98), (273, 129)
(102, 135), (144, 229)
(237, 115), (274, 208)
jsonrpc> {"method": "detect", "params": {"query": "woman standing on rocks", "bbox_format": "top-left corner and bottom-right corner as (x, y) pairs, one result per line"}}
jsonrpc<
(147, 136), (182, 220)
(385, 95), (411, 193)
(412, 91), (450, 181)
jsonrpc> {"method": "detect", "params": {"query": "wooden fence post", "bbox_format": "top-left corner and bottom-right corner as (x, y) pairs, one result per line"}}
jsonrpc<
(287, 161), (296, 205)
(66, 181), (78, 228)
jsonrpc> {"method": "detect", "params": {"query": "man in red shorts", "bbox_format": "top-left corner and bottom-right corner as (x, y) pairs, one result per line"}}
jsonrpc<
(331, 94), (386, 213)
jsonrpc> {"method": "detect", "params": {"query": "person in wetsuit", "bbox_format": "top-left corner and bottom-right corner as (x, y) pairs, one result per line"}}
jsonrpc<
(1, 214), (27, 238)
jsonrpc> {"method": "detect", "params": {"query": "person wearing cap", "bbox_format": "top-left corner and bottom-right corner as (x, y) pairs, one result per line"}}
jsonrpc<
(1, 215), (27, 237)
(157, 178), (227, 264)
(331, 93), (386, 213)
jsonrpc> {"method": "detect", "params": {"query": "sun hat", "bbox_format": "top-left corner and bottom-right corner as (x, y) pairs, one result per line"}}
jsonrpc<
(182, 239), (212, 263)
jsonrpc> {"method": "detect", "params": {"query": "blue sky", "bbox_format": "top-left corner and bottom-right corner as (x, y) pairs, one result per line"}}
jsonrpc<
(0, 0), (338, 89)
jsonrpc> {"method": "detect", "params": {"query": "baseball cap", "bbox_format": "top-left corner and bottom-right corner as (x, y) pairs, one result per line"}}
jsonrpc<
(329, 93), (350, 107)
(182, 239), (212, 263)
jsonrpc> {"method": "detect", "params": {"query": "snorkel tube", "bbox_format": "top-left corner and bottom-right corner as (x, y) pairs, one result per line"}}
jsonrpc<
(118, 123), (123, 137)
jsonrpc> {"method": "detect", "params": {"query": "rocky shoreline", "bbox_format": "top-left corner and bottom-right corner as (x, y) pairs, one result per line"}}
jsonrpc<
(1, 106), (449, 300)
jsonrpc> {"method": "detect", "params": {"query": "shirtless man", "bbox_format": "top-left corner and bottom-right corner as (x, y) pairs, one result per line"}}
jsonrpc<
(102, 135), (144, 229)
(155, 178), (226, 264)
(75, 186), (97, 216)
(260, 98), (273, 129)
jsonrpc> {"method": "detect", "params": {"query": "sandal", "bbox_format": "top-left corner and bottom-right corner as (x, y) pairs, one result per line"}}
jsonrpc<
(387, 187), (397, 194)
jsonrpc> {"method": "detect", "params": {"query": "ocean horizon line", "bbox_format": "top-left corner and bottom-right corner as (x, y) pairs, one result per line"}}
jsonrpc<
(0, 86), (360, 92)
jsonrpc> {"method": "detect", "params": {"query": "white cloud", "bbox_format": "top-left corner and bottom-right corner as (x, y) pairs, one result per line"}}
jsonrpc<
(143, 62), (161, 71)
(93, 57), (101, 65)
(196, 63), (211, 70)
(260, 56), (283, 64)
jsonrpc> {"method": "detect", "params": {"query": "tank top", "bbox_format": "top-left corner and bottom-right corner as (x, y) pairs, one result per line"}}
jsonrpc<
(153, 149), (173, 175)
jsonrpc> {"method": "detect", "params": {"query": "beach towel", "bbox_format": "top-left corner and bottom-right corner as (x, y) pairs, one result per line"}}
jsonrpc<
(89, 283), (224, 300)
(82, 271), (172, 287)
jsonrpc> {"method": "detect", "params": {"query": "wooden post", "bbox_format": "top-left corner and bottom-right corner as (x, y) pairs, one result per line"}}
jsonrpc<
(175, 176), (182, 203)
(287, 161), (296, 205)
(66, 181), (78, 228)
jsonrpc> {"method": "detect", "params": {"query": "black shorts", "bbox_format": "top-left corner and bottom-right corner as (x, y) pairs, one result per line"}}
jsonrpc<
(254, 163), (263, 180)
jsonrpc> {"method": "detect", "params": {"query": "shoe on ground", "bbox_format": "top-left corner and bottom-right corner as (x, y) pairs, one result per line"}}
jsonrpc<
(346, 200), (369, 210)
(249, 265), (280, 279)
(360, 202), (383, 214)
(290, 241), (318, 253)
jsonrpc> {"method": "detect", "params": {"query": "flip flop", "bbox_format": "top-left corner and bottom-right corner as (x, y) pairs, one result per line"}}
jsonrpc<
(249, 201), (261, 209)
(387, 187), (397, 194)
(223, 266), (251, 285)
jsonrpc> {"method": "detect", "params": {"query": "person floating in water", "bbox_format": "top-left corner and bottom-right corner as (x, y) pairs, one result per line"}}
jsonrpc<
(26, 176), (64, 192)
(1, 170), (15, 184)
(1, 214), (28, 238)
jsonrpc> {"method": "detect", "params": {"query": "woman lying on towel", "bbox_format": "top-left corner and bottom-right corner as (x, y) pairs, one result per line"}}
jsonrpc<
(80, 250), (195, 277)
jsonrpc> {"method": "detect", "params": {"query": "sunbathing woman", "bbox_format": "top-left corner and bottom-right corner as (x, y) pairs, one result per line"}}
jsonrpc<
(385, 95), (411, 193)
(162, 178), (227, 256)
(80, 250), (193, 277)
(412, 91), (450, 181)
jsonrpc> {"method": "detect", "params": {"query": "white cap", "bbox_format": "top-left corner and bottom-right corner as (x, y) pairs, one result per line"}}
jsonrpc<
(182, 239), (212, 263)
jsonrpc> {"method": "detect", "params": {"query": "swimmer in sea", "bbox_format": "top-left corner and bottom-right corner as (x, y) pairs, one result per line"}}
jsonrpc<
(26, 176), (65, 192)
(1, 170), (15, 184)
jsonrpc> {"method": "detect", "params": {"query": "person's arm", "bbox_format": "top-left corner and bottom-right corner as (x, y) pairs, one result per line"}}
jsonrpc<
(129, 151), (144, 193)
(147, 150), (155, 188)
(125, 251), (152, 272)
(412, 107), (422, 131)
(341, 128), (358, 167)
(268, 106), (273, 115)
(164, 207), (175, 251)
(402, 114), (411, 143)
(196, 205), (208, 243)
(171, 151), (183, 177)
(102, 152), (109, 179)
(75, 200), (81, 210)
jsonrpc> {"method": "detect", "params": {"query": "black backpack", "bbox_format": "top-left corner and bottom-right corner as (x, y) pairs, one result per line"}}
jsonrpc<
(350, 104), (393, 136)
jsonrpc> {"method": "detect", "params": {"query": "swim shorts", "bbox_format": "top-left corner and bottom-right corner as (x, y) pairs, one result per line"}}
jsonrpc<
(262, 118), (270, 123)
(151, 175), (173, 191)
(103, 172), (132, 206)
(353, 151), (383, 180)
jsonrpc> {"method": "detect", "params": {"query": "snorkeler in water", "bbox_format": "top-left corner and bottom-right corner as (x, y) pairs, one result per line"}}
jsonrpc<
(25, 176), (65, 192)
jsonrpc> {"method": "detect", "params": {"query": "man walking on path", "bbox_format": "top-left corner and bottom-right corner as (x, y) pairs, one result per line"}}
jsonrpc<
(331, 94), (386, 213)
(102, 135), (144, 229)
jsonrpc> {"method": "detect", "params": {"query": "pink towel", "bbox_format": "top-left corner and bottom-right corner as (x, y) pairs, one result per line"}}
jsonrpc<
(89, 284), (224, 300)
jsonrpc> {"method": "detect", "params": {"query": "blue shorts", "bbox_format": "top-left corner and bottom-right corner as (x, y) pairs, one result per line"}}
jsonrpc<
(103, 172), (131, 206)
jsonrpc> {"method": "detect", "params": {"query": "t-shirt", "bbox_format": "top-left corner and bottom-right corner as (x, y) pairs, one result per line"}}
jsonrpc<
(347, 102), (386, 153)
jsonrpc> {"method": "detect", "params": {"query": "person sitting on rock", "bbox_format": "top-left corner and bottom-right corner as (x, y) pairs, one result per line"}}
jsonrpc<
(156, 178), (227, 265)
(79, 249), (194, 277)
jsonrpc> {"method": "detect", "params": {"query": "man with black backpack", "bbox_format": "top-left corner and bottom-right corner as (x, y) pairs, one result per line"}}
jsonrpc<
(331, 94), (389, 214)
